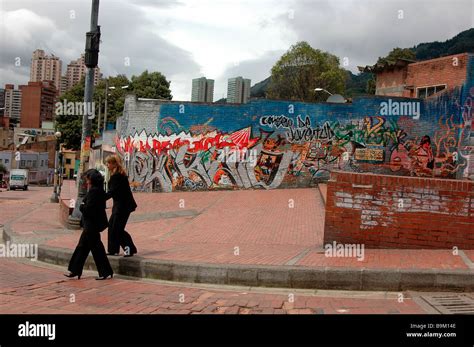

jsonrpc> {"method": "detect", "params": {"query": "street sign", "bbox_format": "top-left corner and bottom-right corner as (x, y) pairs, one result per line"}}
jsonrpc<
(15, 151), (21, 161)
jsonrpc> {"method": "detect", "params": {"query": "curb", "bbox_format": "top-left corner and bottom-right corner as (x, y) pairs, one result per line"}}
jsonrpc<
(35, 245), (474, 292)
(316, 183), (327, 205)
(3, 226), (473, 292)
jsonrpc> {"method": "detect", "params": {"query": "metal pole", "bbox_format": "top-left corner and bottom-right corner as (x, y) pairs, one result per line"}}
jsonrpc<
(50, 142), (59, 202)
(103, 78), (108, 133)
(58, 150), (63, 197)
(68, 0), (100, 228)
(97, 95), (101, 133)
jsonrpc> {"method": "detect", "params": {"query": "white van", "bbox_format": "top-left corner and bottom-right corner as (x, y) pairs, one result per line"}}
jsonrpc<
(9, 169), (29, 191)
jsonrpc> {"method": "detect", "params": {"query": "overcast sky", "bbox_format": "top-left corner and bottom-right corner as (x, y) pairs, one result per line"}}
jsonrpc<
(0, 0), (473, 101)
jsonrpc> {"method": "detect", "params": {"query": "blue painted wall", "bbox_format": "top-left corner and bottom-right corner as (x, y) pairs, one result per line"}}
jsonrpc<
(117, 59), (473, 192)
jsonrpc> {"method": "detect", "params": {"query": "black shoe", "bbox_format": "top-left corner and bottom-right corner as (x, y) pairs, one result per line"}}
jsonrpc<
(95, 273), (113, 280)
(64, 272), (81, 279)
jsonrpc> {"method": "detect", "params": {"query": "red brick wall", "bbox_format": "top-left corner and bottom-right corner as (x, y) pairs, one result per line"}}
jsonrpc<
(324, 171), (474, 249)
(20, 84), (42, 128)
(375, 53), (469, 98)
(405, 53), (469, 97)
(375, 67), (407, 96)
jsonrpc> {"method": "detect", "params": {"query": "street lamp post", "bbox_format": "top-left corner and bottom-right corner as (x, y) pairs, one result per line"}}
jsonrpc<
(58, 151), (64, 197)
(314, 88), (333, 96)
(50, 131), (62, 203)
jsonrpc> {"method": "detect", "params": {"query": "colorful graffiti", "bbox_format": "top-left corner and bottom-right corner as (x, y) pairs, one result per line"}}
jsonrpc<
(389, 115), (466, 177)
(116, 126), (294, 191)
(116, 112), (469, 192)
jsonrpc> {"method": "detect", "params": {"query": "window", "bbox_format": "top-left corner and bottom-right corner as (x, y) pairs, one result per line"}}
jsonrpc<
(416, 85), (446, 99)
(5, 159), (9, 164)
(20, 160), (25, 167)
(33, 160), (37, 167)
(27, 160), (32, 167)
(0, 159), (2, 164)
(66, 159), (71, 165)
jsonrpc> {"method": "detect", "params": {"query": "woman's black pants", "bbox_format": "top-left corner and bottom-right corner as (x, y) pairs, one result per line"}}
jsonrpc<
(68, 229), (113, 277)
(108, 211), (137, 255)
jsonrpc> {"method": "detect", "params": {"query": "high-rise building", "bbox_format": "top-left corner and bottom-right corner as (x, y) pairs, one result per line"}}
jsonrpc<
(30, 49), (62, 91)
(20, 81), (57, 129)
(63, 54), (101, 94)
(227, 77), (251, 104)
(4, 84), (22, 127)
(0, 88), (4, 118)
(59, 76), (68, 96)
(0, 88), (6, 128)
(191, 77), (214, 102)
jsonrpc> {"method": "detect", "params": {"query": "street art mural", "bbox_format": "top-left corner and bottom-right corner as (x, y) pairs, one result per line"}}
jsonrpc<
(116, 55), (473, 192)
(116, 111), (469, 192)
(389, 115), (467, 177)
(116, 127), (294, 192)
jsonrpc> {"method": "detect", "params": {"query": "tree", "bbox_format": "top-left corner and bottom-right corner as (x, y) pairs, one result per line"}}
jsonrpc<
(55, 71), (172, 149)
(0, 163), (6, 174)
(55, 78), (88, 150)
(376, 47), (416, 65)
(130, 70), (172, 100)
(366, 78), (376, 94)
(267, 42), (346, 102)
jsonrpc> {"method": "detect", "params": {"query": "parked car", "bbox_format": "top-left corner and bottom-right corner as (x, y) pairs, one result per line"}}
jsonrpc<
(9, 169), (29, 190)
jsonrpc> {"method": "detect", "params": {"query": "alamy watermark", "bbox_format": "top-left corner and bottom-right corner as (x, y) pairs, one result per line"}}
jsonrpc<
(55, 100), (96, 119)
(0, 241), (38, 261)
(324, 241), (365, 261)
(380, 99), (420, 120)
(216, 147), (258, 165)
(18, 321), (55, 341)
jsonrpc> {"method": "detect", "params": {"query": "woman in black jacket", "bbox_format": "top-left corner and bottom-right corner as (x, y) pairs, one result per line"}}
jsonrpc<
(105, 155), (138, 257)
(64, 169), (113, 280)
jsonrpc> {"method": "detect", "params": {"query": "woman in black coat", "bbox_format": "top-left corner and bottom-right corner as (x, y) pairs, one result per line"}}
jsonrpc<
(105, 155), (138, 257)
(65, 169), (113, 280)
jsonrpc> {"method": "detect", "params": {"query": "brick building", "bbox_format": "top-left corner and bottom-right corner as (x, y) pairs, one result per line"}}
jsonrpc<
(360, 53), (471, 99)
(20, 81), (57, 128)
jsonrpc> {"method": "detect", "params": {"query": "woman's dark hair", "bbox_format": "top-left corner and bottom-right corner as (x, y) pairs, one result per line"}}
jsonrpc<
(84, 169), (104, 188)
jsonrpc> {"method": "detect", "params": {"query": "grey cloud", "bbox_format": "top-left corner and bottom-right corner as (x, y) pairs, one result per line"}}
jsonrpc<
(130, 0), (184, 8)
(281, 0), (473, 72)
(0, 0), (200, 94)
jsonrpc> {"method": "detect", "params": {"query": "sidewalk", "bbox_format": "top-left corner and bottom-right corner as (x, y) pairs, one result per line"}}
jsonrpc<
(1, 181), (473, 291)
(0, 258), (429, 314)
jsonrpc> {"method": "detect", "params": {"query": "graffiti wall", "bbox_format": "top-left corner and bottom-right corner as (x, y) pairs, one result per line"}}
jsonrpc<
(116, 67), (473, 192)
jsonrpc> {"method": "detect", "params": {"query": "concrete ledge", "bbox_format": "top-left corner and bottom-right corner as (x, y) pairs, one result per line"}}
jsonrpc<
(33, 242), (474, 292)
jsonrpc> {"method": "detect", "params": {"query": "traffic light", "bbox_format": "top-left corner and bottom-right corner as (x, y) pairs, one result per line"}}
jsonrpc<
(85, 26), (101, 68)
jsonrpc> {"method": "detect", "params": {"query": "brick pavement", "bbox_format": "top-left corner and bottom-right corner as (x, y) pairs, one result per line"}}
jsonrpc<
(1, 182), (473, 270)
(0, 258), (427, 314)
